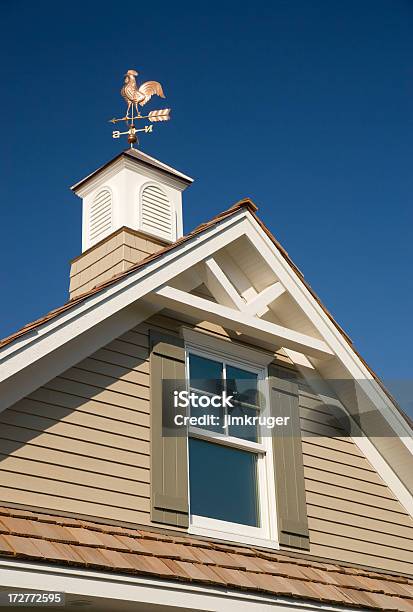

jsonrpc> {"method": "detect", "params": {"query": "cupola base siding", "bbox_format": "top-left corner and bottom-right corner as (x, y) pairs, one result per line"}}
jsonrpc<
(69, 227), (169, 299)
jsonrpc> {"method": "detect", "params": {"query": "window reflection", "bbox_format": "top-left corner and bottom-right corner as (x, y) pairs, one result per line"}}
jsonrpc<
(189, 438), (260, 527)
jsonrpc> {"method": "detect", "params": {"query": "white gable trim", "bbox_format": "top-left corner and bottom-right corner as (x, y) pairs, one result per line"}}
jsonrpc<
(242, 218), (413, 444)
(0, 211), (248, 407)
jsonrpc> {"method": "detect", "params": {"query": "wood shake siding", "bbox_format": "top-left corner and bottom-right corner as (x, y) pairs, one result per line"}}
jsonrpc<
(0, 312), (412, 575)
(69, 228), (168, 299)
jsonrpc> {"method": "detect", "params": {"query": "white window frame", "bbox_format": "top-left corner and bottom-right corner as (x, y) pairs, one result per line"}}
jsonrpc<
(185, 342), (279, 549)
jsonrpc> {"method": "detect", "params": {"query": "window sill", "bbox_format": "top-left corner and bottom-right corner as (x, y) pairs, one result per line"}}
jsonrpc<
(189, 516), (279, 550)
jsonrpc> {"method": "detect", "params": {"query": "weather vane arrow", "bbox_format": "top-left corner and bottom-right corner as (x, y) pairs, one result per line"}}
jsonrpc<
(109, 69), (171, 148)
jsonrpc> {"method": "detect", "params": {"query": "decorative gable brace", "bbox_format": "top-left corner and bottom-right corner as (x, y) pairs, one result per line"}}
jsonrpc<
(153, 285), (332, 359)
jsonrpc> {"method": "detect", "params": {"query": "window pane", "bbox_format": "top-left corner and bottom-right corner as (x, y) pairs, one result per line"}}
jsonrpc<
(189, 354), (223, 395)
(189, 438), (260, 527)
(189, 390), (223, 433)
(226, 366), (258, 406)
(227, 403), (259, 442)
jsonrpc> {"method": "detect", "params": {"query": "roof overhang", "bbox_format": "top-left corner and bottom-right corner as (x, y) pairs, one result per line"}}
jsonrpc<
(71, 148), (193, 196)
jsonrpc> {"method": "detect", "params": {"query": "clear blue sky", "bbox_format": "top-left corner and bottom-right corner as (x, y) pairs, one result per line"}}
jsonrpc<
(1, 1), (412, 386)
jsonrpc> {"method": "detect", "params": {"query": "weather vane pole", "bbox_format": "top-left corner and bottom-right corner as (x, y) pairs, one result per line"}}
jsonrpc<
(109, 69), (171, 148)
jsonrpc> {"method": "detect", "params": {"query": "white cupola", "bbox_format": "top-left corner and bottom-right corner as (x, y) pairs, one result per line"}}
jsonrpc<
(71, 148), (193, 252)
(68, 149), (192, 299)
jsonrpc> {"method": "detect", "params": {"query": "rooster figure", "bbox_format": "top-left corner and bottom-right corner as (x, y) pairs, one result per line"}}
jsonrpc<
(121, 69), (165, 118)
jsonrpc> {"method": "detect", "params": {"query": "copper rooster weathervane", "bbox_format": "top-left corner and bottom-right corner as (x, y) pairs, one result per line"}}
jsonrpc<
(109, 69), (171, 148)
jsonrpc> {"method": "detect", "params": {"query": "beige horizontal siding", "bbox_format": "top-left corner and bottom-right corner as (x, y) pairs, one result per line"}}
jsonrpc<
(309, 544), (413, 576)
(74, 358), (150, 386)
(0, 311), (412, 576)
(305, 478), (403, 512)
(118, 330), (149, 348)
(59, 368), (150, 401)
(306, 505), (413, 537)
(302, 435), (366, 457)
(0, 467), (150, 503)
(0, 410), (148, 453)
(0, 427), (149, 468)
(0, 441), (148, 481)
(299, 387), (413, 574)
(91, 348), (150, 373)
(302, 440), (377, 470)
(0, 323), (152, 524)
(304, 466), (395, 499)
(106, 339), (148, 360)
(0, 487), (148, 525)
(45, 378), (149, 412)
(306, 491), (413, 526)
(303, 454), (380, 483)
(310, 531), (413, 565)
(11, 400), (149, 438)
(28, 389), (149, 427)
(308, 517), (413, 552)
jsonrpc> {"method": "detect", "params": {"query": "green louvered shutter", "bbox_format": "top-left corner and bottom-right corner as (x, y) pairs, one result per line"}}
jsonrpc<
(150, 330), (189, 528)
(269, 364), (310, 550)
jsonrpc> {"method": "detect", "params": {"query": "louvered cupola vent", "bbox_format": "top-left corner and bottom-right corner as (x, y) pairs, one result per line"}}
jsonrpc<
(141, 185), (173, 241)
(70, 149), (192, 298)
(89, 189), (112, 245)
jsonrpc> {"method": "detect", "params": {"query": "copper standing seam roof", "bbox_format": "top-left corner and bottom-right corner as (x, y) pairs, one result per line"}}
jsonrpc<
(0, 507), (412, 611)
(0, 198), (411, 429)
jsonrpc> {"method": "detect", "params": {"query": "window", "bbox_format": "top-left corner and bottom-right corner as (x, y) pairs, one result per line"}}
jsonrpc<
(189, 439), (259, 527)
(186, 348), (278, 546)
